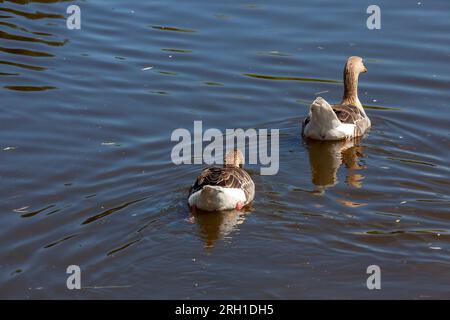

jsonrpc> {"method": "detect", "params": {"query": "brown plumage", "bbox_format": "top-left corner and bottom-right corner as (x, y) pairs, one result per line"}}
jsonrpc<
(189, 166), (255, 202)
(330, 103), (369, 137)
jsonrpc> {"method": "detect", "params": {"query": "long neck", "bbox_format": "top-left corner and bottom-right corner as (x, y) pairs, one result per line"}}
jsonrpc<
(342, 69), (362, 109)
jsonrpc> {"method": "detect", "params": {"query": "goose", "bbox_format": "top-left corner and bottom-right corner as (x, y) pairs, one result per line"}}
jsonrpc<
(302, 56), (371, 141)
(188, 149), (255, 212)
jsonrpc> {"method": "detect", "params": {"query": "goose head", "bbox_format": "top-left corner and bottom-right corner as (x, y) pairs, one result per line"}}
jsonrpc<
(345, 56), (367, 74)
(224, 149), (244, 168)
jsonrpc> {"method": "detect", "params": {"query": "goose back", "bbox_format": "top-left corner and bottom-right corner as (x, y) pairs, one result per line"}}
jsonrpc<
(189, 166), (255, 204)
(332, 103), (371, 137)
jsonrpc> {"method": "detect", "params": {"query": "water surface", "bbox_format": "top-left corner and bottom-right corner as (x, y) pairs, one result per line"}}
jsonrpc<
(1, 0), (449, 299)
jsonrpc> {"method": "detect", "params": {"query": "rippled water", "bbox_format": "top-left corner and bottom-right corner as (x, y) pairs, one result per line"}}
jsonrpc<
(1, 0), (449, 299)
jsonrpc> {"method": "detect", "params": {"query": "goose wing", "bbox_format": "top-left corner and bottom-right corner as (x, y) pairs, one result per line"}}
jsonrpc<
(190, 166), (255, 203)
(332, 103), (370, 137)
(332, 104), (363, 124)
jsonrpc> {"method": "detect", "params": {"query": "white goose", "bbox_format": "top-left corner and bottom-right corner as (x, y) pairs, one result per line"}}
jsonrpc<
(302, 56), (371, 141)
(188, 149), (255, 212)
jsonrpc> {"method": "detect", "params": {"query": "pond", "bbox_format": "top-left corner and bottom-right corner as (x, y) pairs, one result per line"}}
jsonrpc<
(0, 0), (449, 299)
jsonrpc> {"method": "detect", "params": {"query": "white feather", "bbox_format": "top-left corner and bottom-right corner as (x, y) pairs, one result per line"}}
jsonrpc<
(304, 97), (357, 140)
(188, 185), (246, 211)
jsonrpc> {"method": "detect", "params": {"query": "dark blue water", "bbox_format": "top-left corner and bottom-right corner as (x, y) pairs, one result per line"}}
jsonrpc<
(1, 0), (449, 299)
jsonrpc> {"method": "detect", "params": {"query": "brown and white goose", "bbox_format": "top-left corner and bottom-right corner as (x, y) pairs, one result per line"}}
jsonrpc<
(302, 56), (371, 141)
(188, 149), (255, 212)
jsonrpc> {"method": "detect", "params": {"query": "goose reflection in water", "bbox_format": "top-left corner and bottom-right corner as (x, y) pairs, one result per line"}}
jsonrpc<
(304, 137), (366, 193)
(191, 208), (251, 248)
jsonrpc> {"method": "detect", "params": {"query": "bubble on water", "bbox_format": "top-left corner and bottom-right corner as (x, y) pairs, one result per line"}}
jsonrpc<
(101, 142), (121, 146)
(13, 206), (30, 213)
